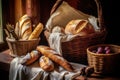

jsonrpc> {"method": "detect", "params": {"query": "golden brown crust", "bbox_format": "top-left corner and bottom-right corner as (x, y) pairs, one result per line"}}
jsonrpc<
(39, 56), (54, 72)
(65, 19), (95, 36)
(23, 50), (41, 65)
(28, 23), (43, 40)
(36, 45), (74, 72)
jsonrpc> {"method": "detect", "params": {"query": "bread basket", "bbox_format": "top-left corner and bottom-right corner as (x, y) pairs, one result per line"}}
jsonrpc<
(44, 0), (107, 64)
(87, 44), (120, 75)
(6, 37), (40, 57)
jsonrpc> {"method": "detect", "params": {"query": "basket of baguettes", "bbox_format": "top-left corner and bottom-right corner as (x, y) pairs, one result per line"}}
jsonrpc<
(87, 44), (120, 75)
(5, 14), (43, 57)
(44, 0), (107, 64)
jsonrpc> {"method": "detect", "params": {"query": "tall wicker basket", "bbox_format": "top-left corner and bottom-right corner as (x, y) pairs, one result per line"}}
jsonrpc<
(6, 37), (40, 57)
(44, 0), (107, 64)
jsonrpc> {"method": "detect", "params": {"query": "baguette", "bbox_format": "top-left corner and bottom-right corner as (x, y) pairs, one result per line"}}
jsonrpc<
(19, 14), (31, 38)
(36, 45), (74, 72)
(28, 23), (43, 40)
(21, 50), (41, 65)
(21, 20), (32, 40)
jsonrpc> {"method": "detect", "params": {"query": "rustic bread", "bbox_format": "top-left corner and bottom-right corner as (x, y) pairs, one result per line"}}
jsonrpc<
(36, 45), (74, 72)
(65, 19), (95, 36)
(39, 56), (54, 72)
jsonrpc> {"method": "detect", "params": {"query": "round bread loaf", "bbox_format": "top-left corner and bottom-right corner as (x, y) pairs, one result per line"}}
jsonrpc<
(39, 56), (54, 72)
(65, 19), (95, 36)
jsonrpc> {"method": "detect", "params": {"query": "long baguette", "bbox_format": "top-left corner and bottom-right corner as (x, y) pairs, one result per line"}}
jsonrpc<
(28, 23), (43, 40)
(36, 45), (74, 72)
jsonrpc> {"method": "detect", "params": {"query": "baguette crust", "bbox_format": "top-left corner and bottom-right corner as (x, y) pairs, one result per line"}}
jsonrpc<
(22, 50), (41, 65)
(36, 45), (74, 72)
(28, 23), (43, 40)
(21, 21), (32, 40)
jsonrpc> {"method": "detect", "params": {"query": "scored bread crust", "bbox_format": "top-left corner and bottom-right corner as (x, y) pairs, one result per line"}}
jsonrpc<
(36, 45), (74, 72)
(18, 14), (32, 39)
(28, 23), (43, 40)
(21, 20), (32, 40)
(39, 56), (54, 72)
(65, 19), (95, 36)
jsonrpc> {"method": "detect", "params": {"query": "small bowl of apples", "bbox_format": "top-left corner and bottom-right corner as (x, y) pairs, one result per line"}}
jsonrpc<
(87, 44), (120, 75)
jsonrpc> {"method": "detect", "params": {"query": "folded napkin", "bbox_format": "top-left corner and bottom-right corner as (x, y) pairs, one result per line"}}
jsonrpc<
(9, 57), (86, 80)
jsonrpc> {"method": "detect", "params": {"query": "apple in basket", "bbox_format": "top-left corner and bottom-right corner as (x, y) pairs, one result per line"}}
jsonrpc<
(92, 46), (113, 54)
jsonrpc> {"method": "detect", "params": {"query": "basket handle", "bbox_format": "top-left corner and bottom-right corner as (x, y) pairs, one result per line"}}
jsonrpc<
(94, 0), (104, 29)
(50, 0), (104, 28)
(50, 0), (63, 15)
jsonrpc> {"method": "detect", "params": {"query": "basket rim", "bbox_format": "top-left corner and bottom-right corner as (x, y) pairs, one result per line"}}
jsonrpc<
(6, 37), (40, 42)
(87, 44), (120, 56)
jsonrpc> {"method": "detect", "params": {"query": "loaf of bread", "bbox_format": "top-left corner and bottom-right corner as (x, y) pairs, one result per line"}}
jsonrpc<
(39, 56), (54, 72)
(28, 23), (43, 40)
(65, 19), (95, 36)
(36, 45), (74, 72)
(15, 14), (32, 40)
(21, 20), (32, 40)
(21, 50), (41, 65)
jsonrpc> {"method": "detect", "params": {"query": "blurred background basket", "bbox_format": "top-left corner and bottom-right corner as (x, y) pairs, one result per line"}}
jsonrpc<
(44, 0), (107, 64)
(87, 44), (120, 75)
(6, 37), (40, 57)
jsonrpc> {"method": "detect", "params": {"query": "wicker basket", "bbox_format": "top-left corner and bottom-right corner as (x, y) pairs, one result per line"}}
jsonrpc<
(44, 0), (107, 64)
(87, 44), (120, 75)
(6, 37), (40, 57)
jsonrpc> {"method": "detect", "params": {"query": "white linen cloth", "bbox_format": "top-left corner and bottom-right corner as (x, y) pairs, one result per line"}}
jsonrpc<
(9, 57), (86, 80)
(48, 32), (77, 55)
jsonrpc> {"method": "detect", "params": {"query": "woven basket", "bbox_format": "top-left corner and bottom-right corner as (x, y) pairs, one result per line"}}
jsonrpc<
(6, 37), (40, 57)
(44, 0), (107, 64)
(87, 44), (120, 75)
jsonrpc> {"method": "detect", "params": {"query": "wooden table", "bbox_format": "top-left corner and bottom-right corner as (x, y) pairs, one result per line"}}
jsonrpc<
(0, 49), (120, 80)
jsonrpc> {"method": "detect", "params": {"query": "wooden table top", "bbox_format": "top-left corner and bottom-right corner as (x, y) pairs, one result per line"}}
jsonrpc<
(0, 49), (120, 80)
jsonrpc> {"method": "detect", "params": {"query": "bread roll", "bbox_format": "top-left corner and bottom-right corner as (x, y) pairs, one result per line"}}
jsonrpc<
(28, 23), (43, 40)
(39, 56), (54, 72)
(65, 19), (95, 36)
(21, 50), (41, 65)
(36, 45), (74, 72)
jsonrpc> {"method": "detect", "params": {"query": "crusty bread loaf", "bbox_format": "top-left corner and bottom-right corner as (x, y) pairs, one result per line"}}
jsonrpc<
(65, 19), (95, 36)
(15, 14), (33, 40)
(39, 56), (54, 72)
(21, 50), (41, 65)
(19, 14), (32, 38)
(28, 23), (43, 40)
(21, 20), (32, 40)
(36, 45), (74, 72)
